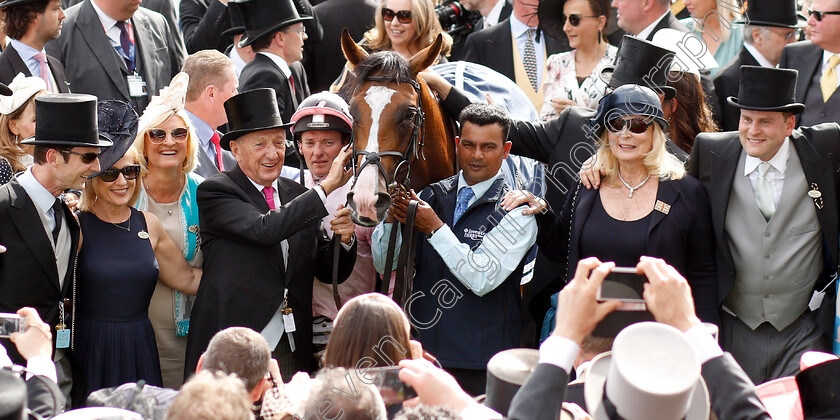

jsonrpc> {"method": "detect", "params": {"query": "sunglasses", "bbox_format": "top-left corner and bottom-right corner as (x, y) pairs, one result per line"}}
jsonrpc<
(147, 127), (189, 144)
(769, 28), (800, 41)
(61, 150), (101, 164)
(808, 9), (840, 21)
(560, 13), (599, 26)
(98, 164), (141, 182)
(607, 117), (652, 134)
(382, 7), (412, 24)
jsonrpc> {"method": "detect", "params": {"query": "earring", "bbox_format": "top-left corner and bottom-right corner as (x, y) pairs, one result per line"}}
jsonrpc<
(598, 30), (602, 44)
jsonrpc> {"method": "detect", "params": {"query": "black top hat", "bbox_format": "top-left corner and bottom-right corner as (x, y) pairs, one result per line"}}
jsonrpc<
(221, 88), (292, 150)
(484, 349), (540, 417)
(0, 81), (10, 96)
(21, 94), (113, 148)
(727, 66), (805, 114)
(221, 2), (246, 39)
(600, 35), (677, 100)
(89, 100), (139, 178)
(796, 359), (840, 419)
(0, 370), (26, 420)
(734, 0), (806, 28)
(234, 0), (312, 48)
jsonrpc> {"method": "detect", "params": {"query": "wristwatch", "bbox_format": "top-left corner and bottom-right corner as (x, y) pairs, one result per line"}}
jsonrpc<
(427, 225), (443, 239)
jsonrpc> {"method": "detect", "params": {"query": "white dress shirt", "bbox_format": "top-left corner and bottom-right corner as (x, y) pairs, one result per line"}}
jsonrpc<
(510, 15), (546, 85)
(17, 168), (59, 232)
(90, 0), (129, 58)
(258, 51), (292, 80)
(0, 345), (58, 384)
(484, 0), (506, 28)
(635, 10), (670, 40)
(744, 137), (790, 208)
(229, 47), (248, 78)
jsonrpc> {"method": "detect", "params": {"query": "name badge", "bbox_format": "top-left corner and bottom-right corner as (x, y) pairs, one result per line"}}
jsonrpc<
(56, 328), (70, 349)
(127, 74), (147, 97)
(283, 313), (296, 333)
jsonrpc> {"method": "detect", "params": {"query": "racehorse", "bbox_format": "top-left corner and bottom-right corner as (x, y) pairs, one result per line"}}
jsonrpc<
(339, 30), (457, 227)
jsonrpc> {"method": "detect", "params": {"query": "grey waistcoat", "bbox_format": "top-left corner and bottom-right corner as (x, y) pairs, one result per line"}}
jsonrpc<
(724, 147), (823, 331)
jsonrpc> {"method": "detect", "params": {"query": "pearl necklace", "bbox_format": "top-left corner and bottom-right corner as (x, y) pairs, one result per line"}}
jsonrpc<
(617, 172), (651, 198)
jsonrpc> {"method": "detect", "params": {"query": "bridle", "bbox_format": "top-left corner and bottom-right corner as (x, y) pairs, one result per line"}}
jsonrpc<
(350, 75), (426, 192)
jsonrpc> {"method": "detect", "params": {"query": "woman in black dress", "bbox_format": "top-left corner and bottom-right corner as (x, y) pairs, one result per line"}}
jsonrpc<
(72, 101), (201, 399)
(516, 85), (718, 341)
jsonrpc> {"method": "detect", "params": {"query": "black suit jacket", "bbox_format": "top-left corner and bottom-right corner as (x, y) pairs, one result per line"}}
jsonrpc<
(507, 353), (770, 420)
(239, 55), (309, 168)
(26, 374), (65, 420)
(713, 47), (759, 132)
(688, 125), (840, 335)
(535, 177), (719, 323)
(462, 17), (570, 83)
(0, 179), (80, 364)
(46, 0), (186, 114)
(184, 165), (355, 374)
(180, 0), (232, 53)
(0, 43), (70, 92)
(302, 0), (377, 93)
(448, 0), (512, 61)
(779, 41), (840, 126)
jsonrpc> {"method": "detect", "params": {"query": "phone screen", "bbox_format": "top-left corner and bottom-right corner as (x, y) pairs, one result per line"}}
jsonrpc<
(597, 267), (647, 302)
(365, 367), (418, 405)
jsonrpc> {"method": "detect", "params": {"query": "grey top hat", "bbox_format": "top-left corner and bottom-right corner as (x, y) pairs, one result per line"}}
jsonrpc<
(484, 348), (540, 417)
(21, 94), (113, 148)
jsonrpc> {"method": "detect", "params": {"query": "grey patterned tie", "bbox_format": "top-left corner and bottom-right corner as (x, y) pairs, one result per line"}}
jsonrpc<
(754, 162), (775, 222)
(523, 28), (538, 92)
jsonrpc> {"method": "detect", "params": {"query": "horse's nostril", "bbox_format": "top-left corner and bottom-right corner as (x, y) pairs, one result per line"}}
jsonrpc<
(375, 192), (391, 211)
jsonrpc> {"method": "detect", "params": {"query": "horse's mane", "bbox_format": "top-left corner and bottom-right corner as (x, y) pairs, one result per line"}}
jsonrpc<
(339, 51), (414, 99)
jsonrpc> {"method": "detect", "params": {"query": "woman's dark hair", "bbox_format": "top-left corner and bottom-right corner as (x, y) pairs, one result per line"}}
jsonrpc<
(585, 0), (611, 42)
(665, 71), (719, 153)
(324, 294), (412, 369)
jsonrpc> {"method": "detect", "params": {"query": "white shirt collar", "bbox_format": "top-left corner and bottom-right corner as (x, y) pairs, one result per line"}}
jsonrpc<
(485, 0), (505, 27)
(90, 0), (119, 32)
(229, 46), (247, 77)
(509, 15), (540, 42)
(246, 175), (278, 195)
(636, 10), (670, 40)
(456, 168), (504, 202)
(744, 136), (790, 177)
(258, 52), (292, 79)
(17, 167), (58, 216)
(743, 43), (775, 68)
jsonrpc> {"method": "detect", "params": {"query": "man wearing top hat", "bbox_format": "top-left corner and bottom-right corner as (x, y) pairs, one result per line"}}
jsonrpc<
(779, 0), (840, 127)
(235, 0), (312, 170)
(714, 0), (805, 131)
(689, 66), (840, 384)
(0, 0), (70, 92)
(0, 93), (110, 398)
(423, 35), (688, 341)
(184, 88), (356, 379)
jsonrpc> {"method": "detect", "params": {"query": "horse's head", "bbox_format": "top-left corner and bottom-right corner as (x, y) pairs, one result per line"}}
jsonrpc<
(340, 29), (443, 227)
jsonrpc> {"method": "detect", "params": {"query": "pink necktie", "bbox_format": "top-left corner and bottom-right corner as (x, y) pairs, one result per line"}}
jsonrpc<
(289, 75), (296, 97)
(210, 131), (224, 171)
(33, 52), (52, 92)
(263, 186), (275, 210)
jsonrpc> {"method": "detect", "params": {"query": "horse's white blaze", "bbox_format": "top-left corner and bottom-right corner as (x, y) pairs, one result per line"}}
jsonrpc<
(354, 86), (396, 222)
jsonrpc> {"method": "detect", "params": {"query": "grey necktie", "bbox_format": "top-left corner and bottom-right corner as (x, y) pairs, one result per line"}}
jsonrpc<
(754, 162), (775, 221)
(523, 28), (538, 92)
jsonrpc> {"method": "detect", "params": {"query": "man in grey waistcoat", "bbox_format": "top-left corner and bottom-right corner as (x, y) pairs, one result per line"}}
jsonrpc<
(688, 66), (840, 384)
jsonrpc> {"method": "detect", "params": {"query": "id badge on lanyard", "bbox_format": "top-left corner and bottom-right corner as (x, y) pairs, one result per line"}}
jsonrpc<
(127, 73), (146, 97)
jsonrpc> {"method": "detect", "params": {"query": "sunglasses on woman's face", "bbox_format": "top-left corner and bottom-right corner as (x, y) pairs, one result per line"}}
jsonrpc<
(607, 117), (652, 134)
(560, 13), (599, 26)
(147, 127), (189, 144)
(808, 9), (840, 21)
(98, 164), (141, 182)
(382, 7), (412, 24)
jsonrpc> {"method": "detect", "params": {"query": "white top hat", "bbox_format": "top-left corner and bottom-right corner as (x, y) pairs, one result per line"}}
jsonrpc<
(0, 73), (46, 115)
(584, 322), (710, 420)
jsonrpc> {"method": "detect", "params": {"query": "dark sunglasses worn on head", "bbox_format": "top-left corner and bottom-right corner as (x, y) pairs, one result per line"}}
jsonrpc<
(98, 164), (141, 182)
(607, 117), (653, 134)
(147, 127), (189, 144)
(561, 13), (599, 26)
(61, 150), (101, 164)
(382, 7), (412, 24)
(808, 9), (840, 21)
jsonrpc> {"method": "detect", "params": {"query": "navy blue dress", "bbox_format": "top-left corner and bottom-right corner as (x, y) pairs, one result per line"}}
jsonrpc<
(74, 208), (162, 397)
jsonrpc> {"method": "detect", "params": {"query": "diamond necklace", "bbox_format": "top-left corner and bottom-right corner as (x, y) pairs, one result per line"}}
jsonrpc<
(617, 171), (651, 198)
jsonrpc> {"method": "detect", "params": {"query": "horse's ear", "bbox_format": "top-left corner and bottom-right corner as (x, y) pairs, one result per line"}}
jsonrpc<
(408, 34), (443, 77)
(341, 28), (368, 67)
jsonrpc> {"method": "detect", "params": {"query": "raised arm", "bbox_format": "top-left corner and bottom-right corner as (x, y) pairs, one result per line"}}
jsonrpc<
(145, 211), (201, 294)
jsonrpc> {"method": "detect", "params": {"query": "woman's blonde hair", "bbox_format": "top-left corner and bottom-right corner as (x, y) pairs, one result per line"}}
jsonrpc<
(595, 122), (685, 181)
(0, 92), (42, 172)
(131, 110), (199, 177)
(79, 148), (143, 213)
(690, 0), (741, 44)
(364, 0), (453, 56)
